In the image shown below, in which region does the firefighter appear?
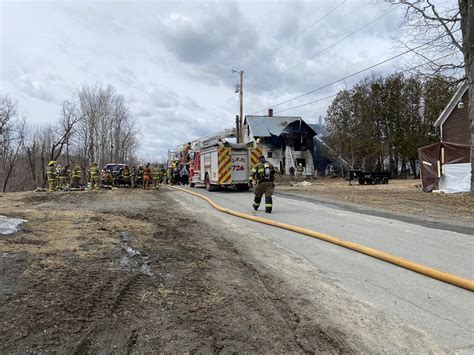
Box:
[180,164,189,185]
[56,165,65,190]
[103,168,113,189]
[131,166,137,187]
[172,163,180,185]
[160,167,167,184]
[289,166,295,176]
[296,163,304,177]
[250,155,276,213]
[151,163,161,189]
[122,165,131,187]
[71,165,82,189]
[183,142,191,163]
[46,161,57,192]
[166,166,172,184]
[59,165,69,190]
[65,165,71,189]
[143,163,151,189]
[136,165,143,187]
[89,162,100,190]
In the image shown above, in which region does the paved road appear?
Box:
[174,186,474,353]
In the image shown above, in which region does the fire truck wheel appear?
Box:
[205,174,217,191]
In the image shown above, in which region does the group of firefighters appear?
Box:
[45,161,168,192]
[166,162,190,185]
[45,154,278,213]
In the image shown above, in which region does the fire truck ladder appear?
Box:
[194,128,236,149]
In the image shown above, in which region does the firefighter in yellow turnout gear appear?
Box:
[46,161,57,192]
[71,166,82,189]
[122,166,131,187]
[250,155,276,213]
[89,163,100,190]
[151,164,161,189]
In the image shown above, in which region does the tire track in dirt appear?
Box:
[71,232,160,354]
[72,273,151,354]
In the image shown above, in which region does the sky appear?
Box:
[0,0,454,161]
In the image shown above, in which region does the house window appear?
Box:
[267,151,273,158]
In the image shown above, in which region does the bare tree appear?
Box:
[393,0,464,81]
[393,0,474,194]
[0,96,27,192]
[25,128,39,189]
[49,101,84,162]
[73,84,138,168]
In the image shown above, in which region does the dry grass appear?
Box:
[0,191,154,257]
[277,178,474,223]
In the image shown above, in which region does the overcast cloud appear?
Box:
[0,0,442,161]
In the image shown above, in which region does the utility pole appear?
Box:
[232,69,244,143]
[239,70,244,143]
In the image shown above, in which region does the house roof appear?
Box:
[308,123,325,137]
[434,81,469,127]
[245,115,317,137]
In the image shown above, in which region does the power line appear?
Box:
[397,53,459,75]
[274,94,337,114]
[250,32,456,115]
[245,0,346,72]
[290,104,330,117]
[271,52,455,116]
[249,4,401,91]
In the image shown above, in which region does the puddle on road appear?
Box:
[0,215,27,235]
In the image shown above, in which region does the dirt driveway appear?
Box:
[0,189,440,353]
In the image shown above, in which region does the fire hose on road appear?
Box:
[171,186,474,292]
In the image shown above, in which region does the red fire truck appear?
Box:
[187,129,259,191]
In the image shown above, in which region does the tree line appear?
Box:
[324,73,455,177]
[0,84,139,192]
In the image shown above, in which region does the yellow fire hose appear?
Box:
[171,186,474,292]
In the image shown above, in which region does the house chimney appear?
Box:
[268,108,273,117]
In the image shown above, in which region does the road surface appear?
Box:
[174,185,474,353]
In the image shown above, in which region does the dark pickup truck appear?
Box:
[348,170,391,185]
[101,163,128,186]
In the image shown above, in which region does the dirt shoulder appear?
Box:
[0,189,441,353]
[276,178,474,234]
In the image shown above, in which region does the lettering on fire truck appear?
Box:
[231,157,246,172]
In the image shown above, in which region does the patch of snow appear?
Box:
[0,215,27,235]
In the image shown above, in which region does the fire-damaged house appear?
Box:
[243,110,317,175]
